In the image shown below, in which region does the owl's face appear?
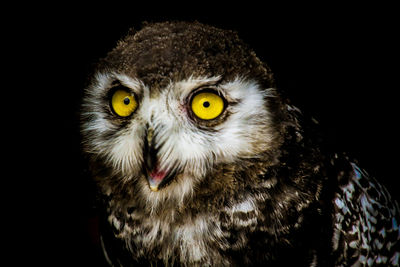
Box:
[82,22,282,209]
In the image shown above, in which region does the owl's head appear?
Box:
[81,21,286,209]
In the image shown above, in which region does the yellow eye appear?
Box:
[111,89,137,117]
[191,91,224,120]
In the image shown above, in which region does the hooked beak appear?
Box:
[143,126,176,192]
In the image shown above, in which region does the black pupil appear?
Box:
[124,97,130,105]
[203,101,210,108]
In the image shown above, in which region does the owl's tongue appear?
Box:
[148,166,168,191]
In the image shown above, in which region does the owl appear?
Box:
[81,21,400,266]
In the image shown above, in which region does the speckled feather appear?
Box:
[81,22,400,266]
[332,163,400,266]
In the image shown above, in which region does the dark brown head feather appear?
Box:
[98,21,275,90]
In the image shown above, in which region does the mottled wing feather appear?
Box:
[333,163,400,266]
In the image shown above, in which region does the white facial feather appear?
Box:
[82,73,275,208]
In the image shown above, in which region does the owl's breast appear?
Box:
[103,193,265,265]
[105,210,228,265]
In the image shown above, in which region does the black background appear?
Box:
[8,3,399,266]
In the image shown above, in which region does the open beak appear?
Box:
[143,126,176,192]
[148,166,166,192]
[147,165,177,192]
